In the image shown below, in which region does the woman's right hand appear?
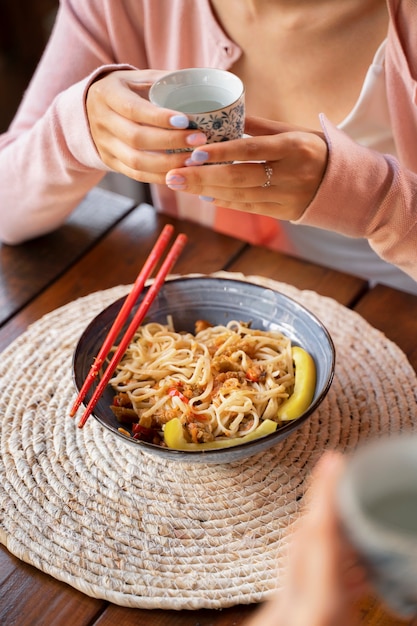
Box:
[86,69,207,183]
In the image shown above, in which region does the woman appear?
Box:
[0,0,416,294]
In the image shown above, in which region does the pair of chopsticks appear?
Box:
[70,224,187,428]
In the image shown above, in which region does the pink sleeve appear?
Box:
[0,0,140,244]
[295,114,417,282]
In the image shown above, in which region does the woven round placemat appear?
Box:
[1,271,417,610]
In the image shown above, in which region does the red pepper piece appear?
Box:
[246,370,260,382]
[168,387,189,403]
[132,423,155,442]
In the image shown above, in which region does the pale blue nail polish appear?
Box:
[166,174,185,184]
[191,150,209,163]
[199,195,214,202]
[169,114,189,129]
[166,173,186,189]
[185,157,204,167]
[186,132,207,146]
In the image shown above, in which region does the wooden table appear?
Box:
[1,188,416,626]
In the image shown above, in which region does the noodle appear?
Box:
[109,320,295,446]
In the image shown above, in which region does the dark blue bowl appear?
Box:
[73,277,335,463]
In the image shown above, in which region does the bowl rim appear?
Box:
[72,276,335,457]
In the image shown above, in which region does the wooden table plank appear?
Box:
[94,604,255,626]
[0,546,17,585]
[0,188,136,325]
[228,245,368,306]
[353,284,417,372]
[0,206,246,352]
[354,594,411,626]
[0,549,103,626]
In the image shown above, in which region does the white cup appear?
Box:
[336,435,417,617]
[149,68,245,144]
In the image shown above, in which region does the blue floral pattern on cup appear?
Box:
[188,100,245,143]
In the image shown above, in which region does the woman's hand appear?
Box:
[165,116,329,222]
[244,451,370,626]
[86,69,208,183]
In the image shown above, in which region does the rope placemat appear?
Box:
[1,272,416,610]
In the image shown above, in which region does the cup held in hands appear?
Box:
[150,68,245,145]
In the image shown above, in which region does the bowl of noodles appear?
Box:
[73,276,335,463]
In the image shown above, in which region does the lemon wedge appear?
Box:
[277,346,316,421]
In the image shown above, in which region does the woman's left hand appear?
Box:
[165,116,329,222]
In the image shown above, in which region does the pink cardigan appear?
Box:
[1,0,416,282]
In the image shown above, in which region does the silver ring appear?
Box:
[262,162,273,188]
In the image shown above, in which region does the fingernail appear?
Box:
[185,157,204,167]
[190,150,209,163]
[169,114,189,129]
[166,173,186,189]
[186,132,207,147]
[199,195,214,202]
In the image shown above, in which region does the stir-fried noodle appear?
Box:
[109,320,295,445]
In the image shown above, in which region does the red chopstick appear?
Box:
[69,224,175,418]
[76,230,188,429]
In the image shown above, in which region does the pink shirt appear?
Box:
[279,38,417,294]
[1,0,416,286]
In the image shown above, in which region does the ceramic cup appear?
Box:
[149,68,245,145]
[336,435,417,617]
